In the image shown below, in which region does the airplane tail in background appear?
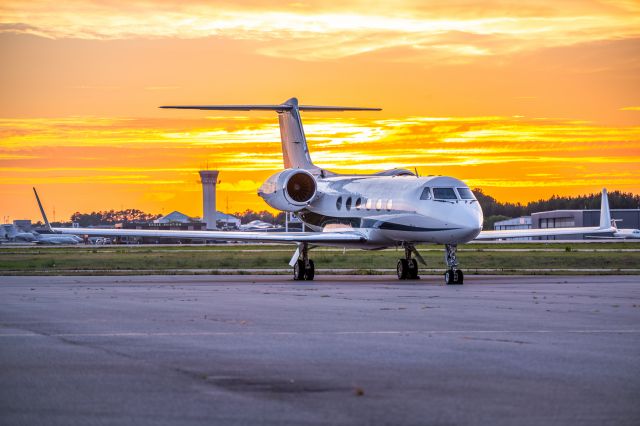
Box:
[160,97,380,171]
[599,188,611,229]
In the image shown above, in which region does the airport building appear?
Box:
[13,219,32,231]
[531,209,640,240]
[117,209,240,243]
[493,216,532,240]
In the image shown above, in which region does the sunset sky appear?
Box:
[1,0,639,222]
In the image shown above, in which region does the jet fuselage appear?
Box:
[296,174,483,247]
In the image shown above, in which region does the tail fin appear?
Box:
[160,97,380,171]
[599,188,611,229]
[33,187,53,231]
[277,97,313,170]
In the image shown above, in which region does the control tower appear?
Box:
[199,170,219,230]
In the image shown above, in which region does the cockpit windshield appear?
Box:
[456,187,476,200]
[433,188,458,200]
[420,187,432,200]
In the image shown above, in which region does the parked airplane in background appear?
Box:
[239,220,283,231]
[613,229,640,239]
[1,224,82,245]
[588,221,640,239]
[35,98,616,284]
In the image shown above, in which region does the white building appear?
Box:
[493,216,532,240]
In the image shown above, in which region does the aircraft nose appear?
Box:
[456,205,483,240]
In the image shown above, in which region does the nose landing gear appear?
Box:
[397,243,422,280]
[444,244,463,285]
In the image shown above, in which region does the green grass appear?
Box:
[1,242,639,275]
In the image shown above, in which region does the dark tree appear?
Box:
[472,189,640,221]
[70,210,161,226]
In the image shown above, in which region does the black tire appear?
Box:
[303,260,315,281]
[293,260,305,281]
[446,269,463,285]
[397,259,408,280]
[408,259,419,279]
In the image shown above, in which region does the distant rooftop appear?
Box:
[155,210,238,224]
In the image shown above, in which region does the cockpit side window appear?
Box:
[420,187,432,200]
[433,188,458,200]
[456,187,476,200]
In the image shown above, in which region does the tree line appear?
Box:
[232,209,287,226]
[70,209,162,227]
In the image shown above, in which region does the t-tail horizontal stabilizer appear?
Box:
[161,97,380,171]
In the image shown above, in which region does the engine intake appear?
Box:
[286,172,316,202]
[258,169,318,212]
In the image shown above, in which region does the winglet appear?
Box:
[599,188,611,229]
[33,187,53,232]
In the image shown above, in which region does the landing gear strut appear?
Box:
[397,243,420,280]
[293,243,315,281]
[444,244,463,285]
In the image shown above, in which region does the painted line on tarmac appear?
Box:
[2,330,639,338]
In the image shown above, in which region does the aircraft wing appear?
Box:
[51,226,367,244]
[34,187,366,245]
[476,187,615,240]
[475,226,616,240]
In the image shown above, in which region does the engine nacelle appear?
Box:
[258,169,318,212]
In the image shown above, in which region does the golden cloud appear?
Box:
[1,1,639,61]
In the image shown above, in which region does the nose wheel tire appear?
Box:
[445,269,464,285]
[293,259,315,281]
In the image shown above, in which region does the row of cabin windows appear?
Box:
[335,187,474,211]
[336,196,393,212]
[420,187,476,201]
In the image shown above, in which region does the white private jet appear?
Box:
[587,220,640,239]
[35,97,616,284]
[1,223,82,245]
[612,229,640,239]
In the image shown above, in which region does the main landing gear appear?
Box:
[444,244,463,285]
[397,243,421,280]
[292,242,315,281]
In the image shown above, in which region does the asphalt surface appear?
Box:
[1,275,639,426]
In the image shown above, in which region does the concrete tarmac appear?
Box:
[1,275,639,425]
